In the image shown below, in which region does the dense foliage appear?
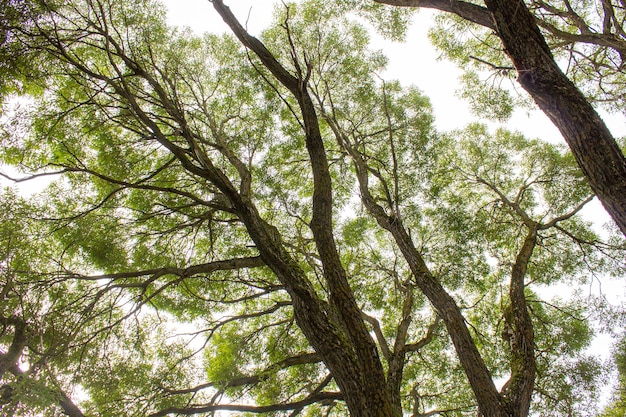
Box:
[0,1,624,416]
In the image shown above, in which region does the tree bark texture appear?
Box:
[482,0,626,237]
[211,1,395,415]
[504,226,537,417]
[375,0,626,237]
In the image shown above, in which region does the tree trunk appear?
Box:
[374,0,626,237]
[482,0,626,236]
[211,2,396,415]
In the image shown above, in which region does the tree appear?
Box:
[602,335,626,417]
[373,0,626,237]
[0,1,623,417]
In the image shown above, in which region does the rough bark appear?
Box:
[482,0,626,237]
[504,226,537,417]
[374,0,626,237]
[332,133,508,416]
[210,1,394,415]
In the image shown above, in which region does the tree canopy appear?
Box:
[0,1,624,417]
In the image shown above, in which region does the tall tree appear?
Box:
[0,1,623,416]
[373,0,626,237]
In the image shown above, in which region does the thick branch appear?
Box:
[362,312,392,360]
[405,316,441,352]
[330,122,505,416]
[484,0,626,237]
[211,2,393,416]
[0,322,86,417]
[537,20,626,56]
[373,0,495,29]
[59,391,87,417]
[503,225,537,417]
[0,316,27,380]
[386,289,416,416]
[377,0,626,237]
[541,195,594,229]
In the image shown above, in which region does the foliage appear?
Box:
[0,1,624,416]
[427,0,626,116]
[601,335,626,417]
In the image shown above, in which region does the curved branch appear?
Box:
[0,319,86,417]
[362,312,392,360]
[373,0,495,30]
[0,316,27,380]
[537,20,626,56]
[540,194,594,229]
[483,0,626,237]
[405,316,441,352]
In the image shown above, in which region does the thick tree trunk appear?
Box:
[482,0,626,237]
[505,226,537,417]
[374,0,626,237]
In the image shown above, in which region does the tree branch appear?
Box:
[0,316,27,380]
[501,223,537,416]
[65,256,265,282]
[210,3,393,415]
[160,352,322,395]
[148,392,343,417]
[373,0,495,30]
[405,315,441,352]
[362,312,392,360]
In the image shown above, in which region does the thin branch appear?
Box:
[160,352,321,395]
[540,194,594,229]
[65,256,265,282]
[148,392,343,417]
